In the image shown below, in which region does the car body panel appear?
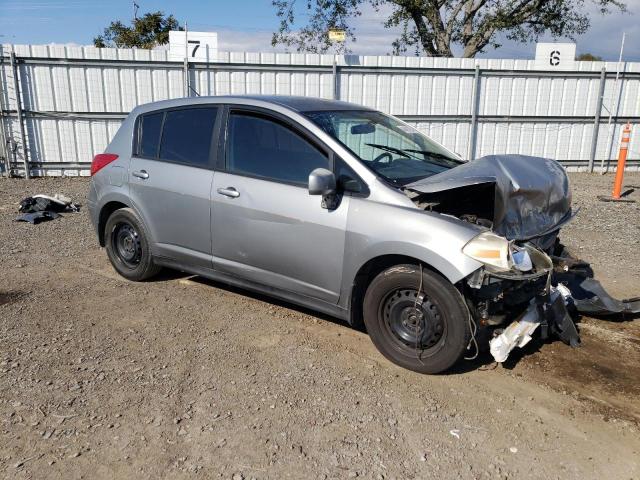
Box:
[153,255,350,321]
[128,158,214,269]
[211,171,350,303]
[338,197,484,309]
[87,112,136,235]
[87,168,134,238]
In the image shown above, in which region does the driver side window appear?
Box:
[227,112,329,185]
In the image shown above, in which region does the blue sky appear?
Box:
[1,0,639,61]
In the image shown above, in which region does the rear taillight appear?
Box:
[91,153,119,176]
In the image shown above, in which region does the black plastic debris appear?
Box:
[16,211,61,224]
[553,243,640,316]
[557,274,640,315]
[544,291,581,347]
[16,194,80,226]
[19,194,80,214]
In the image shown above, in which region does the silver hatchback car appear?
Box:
[88,95,577,373]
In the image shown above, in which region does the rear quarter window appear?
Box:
[138,112,163,158]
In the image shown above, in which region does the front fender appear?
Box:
[340,198,483,308]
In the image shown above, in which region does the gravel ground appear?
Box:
[0,173,639,479]
[560,174,640,298]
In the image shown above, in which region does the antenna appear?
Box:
[133,1,139,21]
[600,32,626,174]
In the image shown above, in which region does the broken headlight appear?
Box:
[462,232,511,272]
[462,232,535,273]
[510,244,533,272]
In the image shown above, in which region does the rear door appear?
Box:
[129,106,220,268]
[211,107,349,304]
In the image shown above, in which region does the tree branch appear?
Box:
[408,9,439,55]
[444,0,470,40]
[271,0,628,58]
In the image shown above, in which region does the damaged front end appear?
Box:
[463,239,640,363]
[404,154,639,363]
[462,240,580,363]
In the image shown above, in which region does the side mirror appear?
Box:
[308,168,336,196]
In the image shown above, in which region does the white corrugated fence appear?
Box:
[1,44,639,177]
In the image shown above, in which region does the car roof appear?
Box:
[132,95,375,115]
[240,95,374,112]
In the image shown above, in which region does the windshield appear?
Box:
[303,110,463,186]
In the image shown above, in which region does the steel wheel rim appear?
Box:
[112,222,142,268]
[381,288,446,355]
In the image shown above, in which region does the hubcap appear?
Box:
[383,289,444,350]
[113,222,142,268]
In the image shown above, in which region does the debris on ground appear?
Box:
[19,194,81,213]
[15,193,80,224]
[15,210,61,224]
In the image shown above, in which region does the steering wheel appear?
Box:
[372,152,392,164]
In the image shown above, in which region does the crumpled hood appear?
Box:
[404,155,572,240]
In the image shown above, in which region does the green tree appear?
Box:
[94,11,182,49]
[272,0,626,57]
[576,52,603,61]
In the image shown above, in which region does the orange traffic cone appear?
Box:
[598,122,636,203]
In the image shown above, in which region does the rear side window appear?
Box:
[159,107,218,167]
[227,112,328,185]
[139,112,163,158]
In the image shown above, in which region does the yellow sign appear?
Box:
[328,29,346,42]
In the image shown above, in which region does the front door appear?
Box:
[129,106,219,268]
[211,109,348,304]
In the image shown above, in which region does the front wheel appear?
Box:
[363,264,470,374]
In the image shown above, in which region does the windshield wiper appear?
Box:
[365,143,415,159]
[365,144,457,165]
[402,149,460,166]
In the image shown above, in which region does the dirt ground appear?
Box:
[0,173,639,480]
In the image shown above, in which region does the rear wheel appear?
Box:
[363,264,470,374]
[104,208,161,281]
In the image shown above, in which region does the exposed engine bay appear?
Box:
[403,154,640,363]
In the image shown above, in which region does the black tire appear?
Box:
[104,207,161,281]
[363,264,470,374]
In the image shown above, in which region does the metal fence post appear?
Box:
[332,59,339,100]
[588,67,606,173]
[467,65,481,161]
[183,57,189,98]
[10,52,30,178]
[0,112,9,178]
[0,57,11,177]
